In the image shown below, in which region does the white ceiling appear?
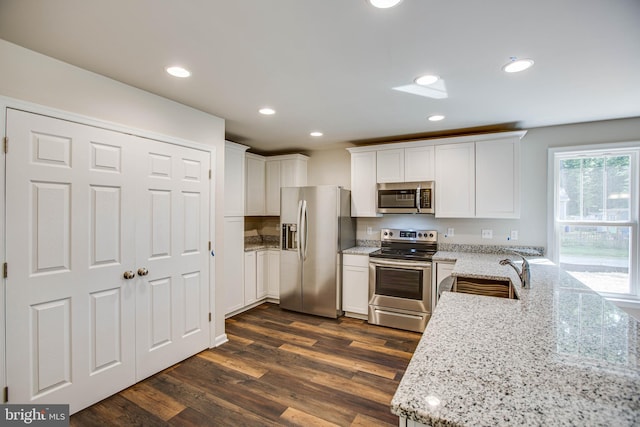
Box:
[1,0,639,153]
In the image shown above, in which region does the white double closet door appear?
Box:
[5,109,211,413]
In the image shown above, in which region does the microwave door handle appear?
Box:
[416,185,421,213]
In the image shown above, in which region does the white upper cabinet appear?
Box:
[348,131,525,219]
[265,154,308,216]
[376,144,434,183]
[405,145,435,182]
[475,137,520,218]
[245,153,266,215]
[435,142,476,218]
[376,149,404,183]
[225,141,249,216]
[349,150,379,217]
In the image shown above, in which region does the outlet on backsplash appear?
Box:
[481,229,493,239]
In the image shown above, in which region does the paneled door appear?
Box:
[134,137,210,379]
[5,109,210,413]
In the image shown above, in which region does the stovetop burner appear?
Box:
[368,228,438,261]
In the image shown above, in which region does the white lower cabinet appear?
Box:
[342,254,370,317]
[267,249,281,300]
[244,251,257,305]
[235,249,280,315]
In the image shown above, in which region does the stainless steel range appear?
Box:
[368,229,437,332]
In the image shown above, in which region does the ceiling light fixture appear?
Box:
[259,107,276,115]
[414,74,439,86]
[502,57,534,73]
[428,114,445,121]
[166,66,191,78]
[310,131,323,137]
[368,0,403,9]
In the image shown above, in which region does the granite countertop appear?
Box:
[392,252,640,426]
[244,242,280,251]
[342,246,380,255]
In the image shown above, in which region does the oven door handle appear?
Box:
[369,259,431,269]
[416,184,421,213]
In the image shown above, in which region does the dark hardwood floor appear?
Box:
[71,303,421,426]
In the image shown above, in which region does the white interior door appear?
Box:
[134,137,210,379]
[5,109,137,412]
[5,109,211,412]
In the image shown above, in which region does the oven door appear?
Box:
[368,258,432,313]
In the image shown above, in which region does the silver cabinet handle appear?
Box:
[137,268,149,276]
[123,271,136,280]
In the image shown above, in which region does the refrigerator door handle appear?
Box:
[297,200,304,260]
[301,199,308,261]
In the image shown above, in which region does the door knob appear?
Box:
[137,267,149,276]
[123,271,136,280]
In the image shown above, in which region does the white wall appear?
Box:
[307,117,640,250]
[0,39,228,345]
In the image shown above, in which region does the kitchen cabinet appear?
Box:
[224,217,245,314]
[267,249,280,300]
[257,250,267,299]
[225,141,249,216]
[244,251,257,305]
[349,150,379,217]
[405,145,435,182]
[245,153,266,215]
[376,148,404,183]
[342,254,370,318]
[475,137,520,218]
[435,137,521,218]
[377,145,435,183]
[265,154,308,215]
[435,142,476,218]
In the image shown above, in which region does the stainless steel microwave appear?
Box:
[376,181,434,214]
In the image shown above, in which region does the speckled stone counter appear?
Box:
[392,254,640,426]
[342,246,379,255]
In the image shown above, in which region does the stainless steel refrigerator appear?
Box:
[280,186,355,318]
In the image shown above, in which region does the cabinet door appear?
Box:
[244,251,257,305]
[224,217,245,314]
[376,149,404,183]
[342,255,370,316]
[475,137,520,218]
[405,145,435,182]
[245,154,266,215]
[225,143,246,216]
[256,251,267,299]
[281,157,307,187]
[265,160,281,215]
[350,151,379,217]
[267,250,280,299]
[435,143,475,218]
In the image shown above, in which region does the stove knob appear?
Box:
[429,233,434,238]
[383,231,388,236]
[418,233,423,238]
[389,232,393,237]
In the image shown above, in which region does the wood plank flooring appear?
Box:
[71,303,421,426]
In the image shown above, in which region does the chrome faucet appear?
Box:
[499,252,531,288]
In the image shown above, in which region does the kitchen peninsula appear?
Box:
[392,253,640,426]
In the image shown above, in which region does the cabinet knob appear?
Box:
[123,271,136,280]
[137,267,149,276]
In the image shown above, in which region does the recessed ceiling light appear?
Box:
[428,115,445,121]
[414,74,439,86]
[259,107,276,115]
[368,0,403,8]
[166,66,191,78]
[310,131,323,137]
[502,58,534,73]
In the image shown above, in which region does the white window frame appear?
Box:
[548,142,640,302]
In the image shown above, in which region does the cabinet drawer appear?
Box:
[343,254,369,268]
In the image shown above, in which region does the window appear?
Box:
[552,146,639,299]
